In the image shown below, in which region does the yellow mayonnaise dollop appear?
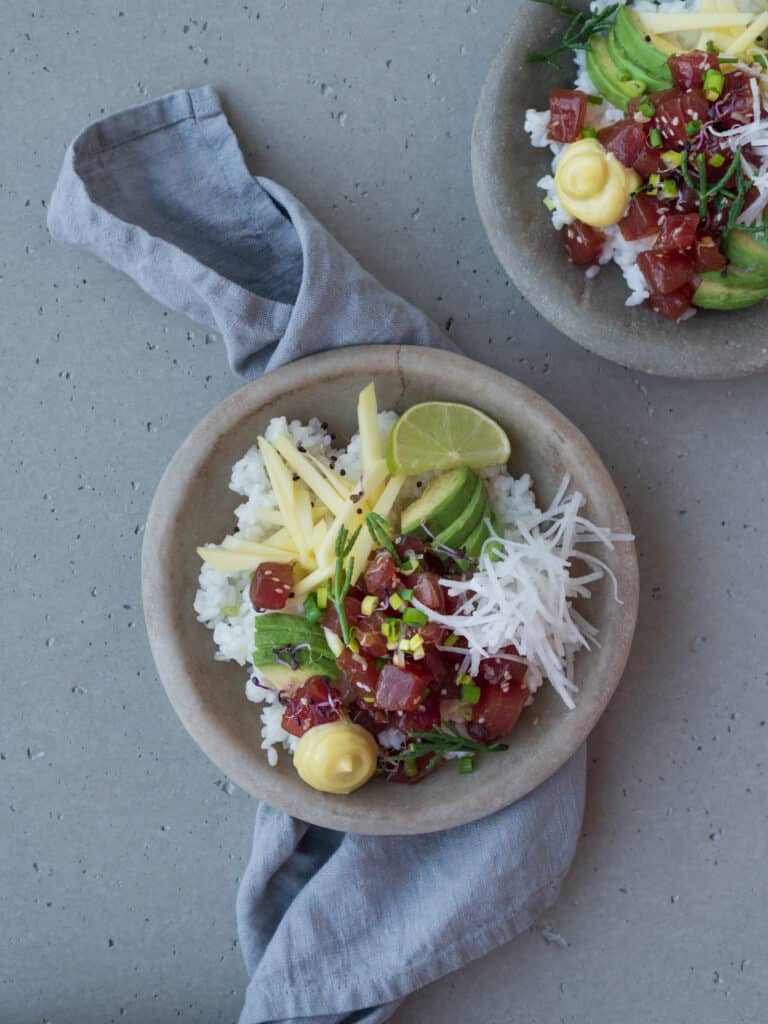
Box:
[554,138,641,228]
[293,721,379,794]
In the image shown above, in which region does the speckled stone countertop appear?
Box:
[1,2,766,1022]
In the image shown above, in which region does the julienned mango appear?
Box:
[554,138,641,228]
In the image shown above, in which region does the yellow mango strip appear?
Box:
[362,457,389,507]
[316,495,369,568]
[197,545,294,573]
[273,435,347,517]
[293,562,335,596]
[347,474,406,586]
[257,438,312,566]
[312,518,330,551]
[295,482,316,562]
[639,12,752,31]
[222,532,297,553]
[304,451,352,499]
[357,382,382,471]
[727,11,768,54]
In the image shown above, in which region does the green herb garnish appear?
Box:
[330,523,362,645]
[220,605,240,617]
[580,126,598,138]
[524,0,618,67]
[365,511,402,566]
[392,722,510,772]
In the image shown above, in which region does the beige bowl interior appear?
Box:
[142,345,639,834]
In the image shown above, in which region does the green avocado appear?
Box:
[400,466,477,536]
[606,27,672,93]
[435,477,488,550]
[464,517,491,561]
[693,270,768,310]
[586,36,646,112]
[725,228,768,277]
[253,612,339,678]
[611,7,675,85]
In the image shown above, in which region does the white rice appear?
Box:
[194,415,543,766]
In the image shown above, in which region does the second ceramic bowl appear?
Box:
[471,6,768,380]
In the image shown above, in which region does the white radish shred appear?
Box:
[413,475,632,710]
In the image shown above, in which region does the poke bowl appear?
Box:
[141,345,639,834]
[472,0,768,379]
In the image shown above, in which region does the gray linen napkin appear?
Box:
[48,87,587,1024]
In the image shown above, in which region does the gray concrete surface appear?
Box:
[1,1,766,1021]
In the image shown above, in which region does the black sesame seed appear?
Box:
[339,468,346,476]
[645,34,651,41]
[292,474,299,481]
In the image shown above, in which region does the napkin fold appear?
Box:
[48,87,587,1024]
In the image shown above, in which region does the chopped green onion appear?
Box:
[456,672,473,689]
[374,657,388,670]
[220,605,240,618]
[587,94,603,105]
[649,173,661,188]
[703,68,724,101]
[399,588,414,601]
[661,150,681,169]
[709,153,726,168]
[580,126,597,139]
[399,637,413,652]
[348,635,360,654]
[392,649,406,669]
[302,595,321,623]
[404,757,419,778]
[617,70,631,82]
[389,593,404,611]
[362,696,375,704]
[706,39,719,55]
[719,55,739,63]
[460,683,482,705]
[543,197,556,211]
[413,647,426,661]
[639,99,656,118]
[361,594,378,616]
[316,586,328,610]
[458,755,475,775]
[400,556,420,574]
[686,119,702,137]
[444,633,459,647]
[649,128,663,149]
[662,179,678,198]
[402,607,428,626]
[753,53,768,69]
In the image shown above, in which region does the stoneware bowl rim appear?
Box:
[470,10,768,380]
[142,345,639,834]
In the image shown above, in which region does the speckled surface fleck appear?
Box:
[1,1,766,1022]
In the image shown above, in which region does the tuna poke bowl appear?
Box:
[142,346,639,833]
[472,0,768,377]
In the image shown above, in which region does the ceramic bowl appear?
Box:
[142,345,639,834]
[471,8,768,379]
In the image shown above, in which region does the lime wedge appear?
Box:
[387,402,511,475]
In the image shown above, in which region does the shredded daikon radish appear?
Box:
[413,475,632,710]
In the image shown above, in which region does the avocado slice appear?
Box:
[693,270,768,310]
[435,477,488,550]
[612,7,675,84]
[607,26,672,93]
[464,517,491,561]
[586,36,646,112]
[400,467,477,536]
[253,612,339,678]
[725,228,768,277]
